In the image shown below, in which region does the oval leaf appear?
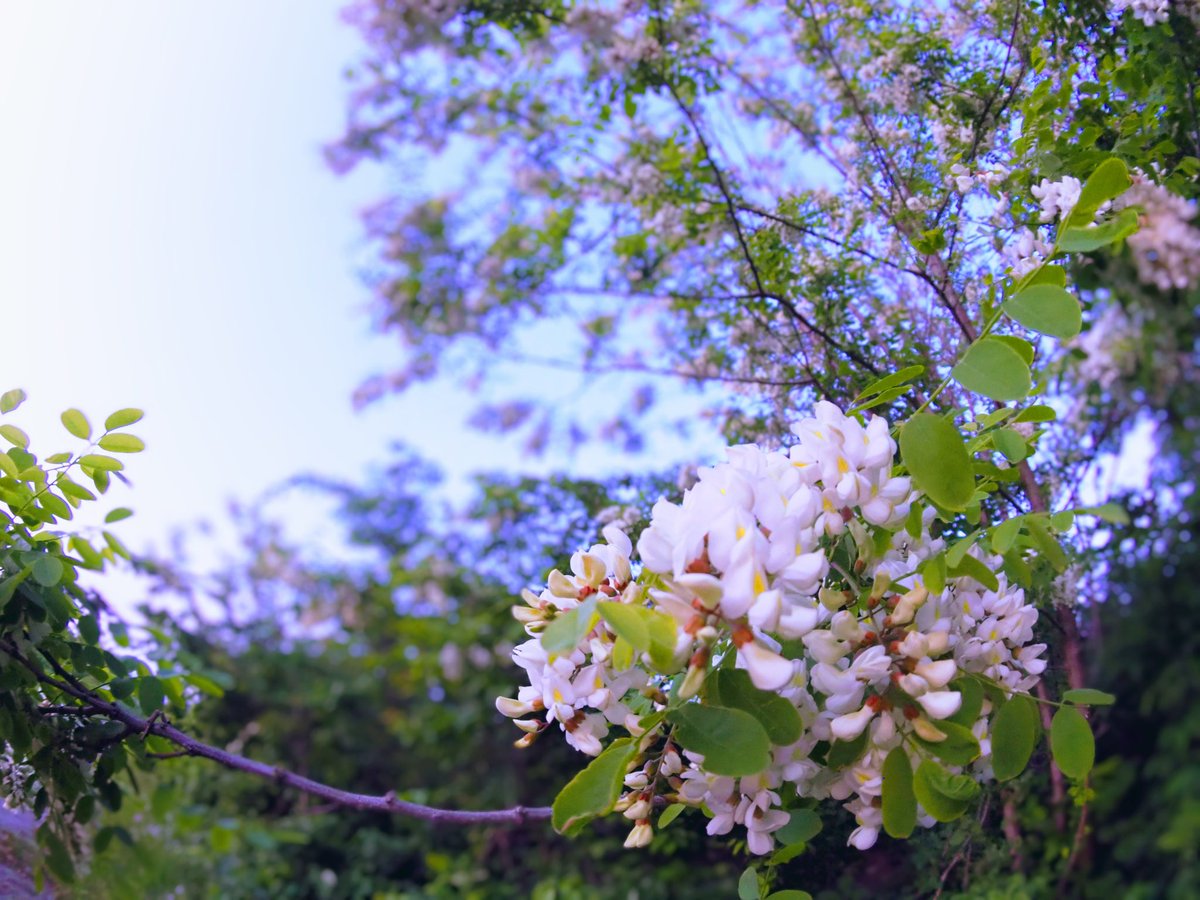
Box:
[104,408,145,430]
[0,388,27,414]
[712,669,803,745]
[98,434,145,453]
[882,747,916,839]
[913,761,970,822]
[668,704,771,776]
[1051,706,1095,780]
[32,556,65,587]
[1004,284,1082,339]
[0,424,30,450]
[597,601,650,651]
[991,693,1039,781]
[900,413,974,511]
[60,409,92,440]
[951,338,1032,402]
[79,454,124,472]
[1062,688,1115,706]
[549,739,638,840]
[541,597,598,655]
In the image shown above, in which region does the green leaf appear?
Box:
[882,747,916,838]
[919,553,947,594]
[1070,156,1131,223]
[1062,688,1116,706]
[991,516,1025,554]
[668,704,771,776]
[826,728,870,768]
[900,413,974,512]
[32,556,65,587]
[1013,404,1056,423]
[658,803,686,829]
[992,335,1035,366]
[98,433,145,453]
[611,635,634,671]
[0,453,17,478]
[138,675,165,714]
[1051,706,1095,780]
[0,388,27,414]
[914,720,981,766]
[1077,502,1129,525]
[1004,285,1082,339]
[1058,208,1139,252]
[913,761,970,822]
[79,454,124,472]
[104,507,134,524]
[774,809,822,846]
[0,424,30,450]
[767,892,813,900]
[992,694,1039,781]
[1025,517,1068,571]
[104,408,144,430]
[854,365,925,402]
[597,601,650,651]
[945,534,979,569]
[541,597,598,655]
[40,827,75,883]
[738,866,759,900]
[39,492,72,521]
[948,554,999,592]
[551,737,637,834]
[1026,265,1067,287]
[60,409,92,440]
[947,677,984,728]
[712,669,803,745]
[78,615,100,645]
[991,427,1028,464]
[951,338,1032,402]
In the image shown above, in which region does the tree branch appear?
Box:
[1,638,552,827]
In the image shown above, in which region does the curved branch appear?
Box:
[2,639,551,827]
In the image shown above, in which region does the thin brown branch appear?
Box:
[3,639,551,827]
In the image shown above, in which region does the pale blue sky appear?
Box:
[0,1,719,583]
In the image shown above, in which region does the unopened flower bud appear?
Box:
[916,690,962,720]
[547,569,578,599]
[911,716,947,742]
[870,571,891,600]
[624,796,652,819]
[624,821,653,848]
[512,718,542,734]
[678,661,708,700]
[496,697,538,718]
[925,631,951,656]
[820,586,848,611]
[510,605,542,624]
[888,585,929,625]
[513,732,537,749]
[914,659,958,690]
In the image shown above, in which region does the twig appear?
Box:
[3,639,552,827]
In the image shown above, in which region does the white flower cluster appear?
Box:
[1112,0,1171,26]
[1118,174,1200,291]
[1005,175,1093,278]
[498,402,1046,854]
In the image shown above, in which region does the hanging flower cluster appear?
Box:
[498,402,1047,854]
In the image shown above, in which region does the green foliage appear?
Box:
[668,704,771,777]
[551,738,638,835]
[881,748,916,839]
